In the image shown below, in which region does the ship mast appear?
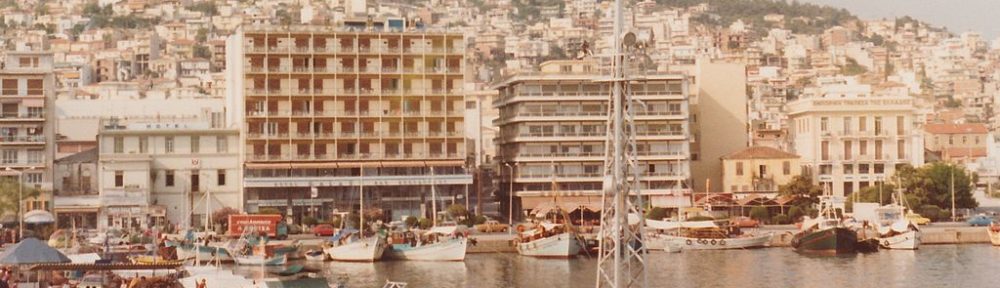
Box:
[596,0,647,286]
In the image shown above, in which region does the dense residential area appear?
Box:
[0,0,996,234]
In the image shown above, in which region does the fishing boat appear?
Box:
[323,228,387,262]
[232,253,287,266]
[791,196,857,255]
[385,226,468,261]
[988,223,1000,246]
[872,190,922,250]
[175,244,233,262]
[129,255,188,265]
[644,219,772,250]
[515,223,581,258]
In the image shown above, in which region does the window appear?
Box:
[736,162,744,176]
[859,164,870,174]
[843,141,852,160]
[25,173,41,183]
[114,171,123,187]
[2,150,17,164]
[139,136,148,153]
[859,116,867,132]
[191,170,200,192]
[216,136,228,153]
[874,164,885,174]
[217,170,226,186]
[165,170,175,187]
[897,140,906,159]
[820,117,829,132]
[843,164,854,174]
[465,101,476,109]
[165,137,174,153]
[843,117,852,134]
[759,165,767,177]
[113,137,124,153]
[782,161,791,175]
[896,116,905,135]
[859,140,868,155]
[875,140,883,160]
[190,136,200,153]
[821,141,829,161]
[874,116,883,135]
[819,164,832,175]
[26,150,42,164]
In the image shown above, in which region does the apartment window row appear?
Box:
[110,135,231,154]
[0,78,45,96]
[734,161,792,177]
[819,115,904,135]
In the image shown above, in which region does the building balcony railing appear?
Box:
[0,112,44,120]
[246,152,464,161]
[0,135,45,144]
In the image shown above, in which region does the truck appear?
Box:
[227,214,289,239]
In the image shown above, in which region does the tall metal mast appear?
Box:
[596,0,647,286]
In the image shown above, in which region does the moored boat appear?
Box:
[515,223,580,258]
[644,219,773,250]
[324,229,387,262]
[988,223,1000,246]
[871,188,922,250]
[232,253,287,266]
[175,244,233,262]
[385,226,468,261]
[791,196,857,255]
[305,249,329,261]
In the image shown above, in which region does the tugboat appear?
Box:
[791,195,857,255]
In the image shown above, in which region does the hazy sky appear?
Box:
[797,0,1000,39]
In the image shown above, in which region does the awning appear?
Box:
[54,207,100,213]
[24,210,56,224]
[0,238,71,265]
[530,201,602,217]
[29,263,180,271]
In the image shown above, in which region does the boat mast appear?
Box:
[596,0,647,286]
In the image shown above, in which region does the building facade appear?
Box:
[96,117,241,230]
[787,77,924,198]
[923,123,989,164]
[226,22,472,223]
[721,146,800,199]
[494,59,692,215]
[0,51,56,213]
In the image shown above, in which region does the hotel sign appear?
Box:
[244,174,474,188]
[812,98,911,106]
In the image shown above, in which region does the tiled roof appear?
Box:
[943,147,987,158]
[924,123,988,134]
[721,146,799,160]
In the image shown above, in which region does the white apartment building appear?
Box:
[96,117,241,230]
[0,51,56,213]
[787,76,924,198]
[494,59,691,215]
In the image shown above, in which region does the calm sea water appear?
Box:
[229,245,1000,288]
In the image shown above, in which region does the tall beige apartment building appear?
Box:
[0,51,55,214]
[494,59,691,216]
[226,20,472,222]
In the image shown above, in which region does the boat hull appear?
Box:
[793,228,858,255]
[304,250,329,261]
[385,238,468,261]
[232,254,287,266]
[649,233,772,250]
[878,230,921,250]
[176,245,232,262]
[517,233,580,258]
[324,236,387,262]
[988,226,1000,246]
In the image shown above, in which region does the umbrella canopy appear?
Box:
[23,210,55,224]
[0,237,71,265]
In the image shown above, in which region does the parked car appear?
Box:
[730,216,760,228]
[906,213,932,225]
[312,224,336,236]
[475,220,509,233]
[967,214,993,227]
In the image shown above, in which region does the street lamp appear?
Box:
[505,163,515,234]
[5,167,23,240]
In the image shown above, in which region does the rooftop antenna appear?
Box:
[595,0,647,286]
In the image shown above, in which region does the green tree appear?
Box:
[0,178,41,217]
[848,183,897,206]
[196,27,208,42]
[404,216,418,228]
[446,204,469,220]
[787,206,805,222]
[645,207,669,220]
[897,162,978,211]
[186,1,218,16]
[778,175,824,207]
[193,45,211,59]
[749,206,770,222]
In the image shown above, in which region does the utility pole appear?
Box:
[951,164,956,222]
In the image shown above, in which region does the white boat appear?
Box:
[232,253,287,266]
[324,232,387,262]
[180,265,256,288]
[644,219,771,250]
[176,244,233,262]
[304,249,329,261]
[516,223,580,258]
[386,237,468,261]
[988,223,1000,246]
[871,191,922,250]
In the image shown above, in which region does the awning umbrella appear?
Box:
[23,210,55,224]
[0,213,16,225]
[0,237,71,265]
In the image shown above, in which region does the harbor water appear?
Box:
[227,244,1000,288]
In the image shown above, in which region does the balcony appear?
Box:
[245,152,463,162]
[0,112,44,121]
[0,135,45,144]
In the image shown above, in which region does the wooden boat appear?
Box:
[232,253,287,266]
[304,249,329,261]
[129,255,187,265]
[324,229,387,262]
[385,226,468,261]
[515,223,580,258]
[645,219,772,250]
[791,196,857,255]
[988,223,1000,246]
[871,189,922,250]
[175,244,233,262]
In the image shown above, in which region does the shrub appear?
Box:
[918,205,945,221]
[788,206,805,222]
[257,208,282,215]
[404,216,418,228]
[302,216,318,226]
[749,206,770,222]
[418,218,433,229]
[773,214,790,225]
[645,207,669,220]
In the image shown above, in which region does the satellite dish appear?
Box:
[623,32,637,48]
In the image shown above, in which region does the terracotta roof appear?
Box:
[721,146,799,160]
[943,147,987,158]
[924,123,988,134]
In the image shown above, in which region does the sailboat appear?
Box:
[644,218,772,251]
[515,178,581,258]
[791,195,858,255]
[324,167,387,262]
[385,168,468,261]
[874,188,921,250]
